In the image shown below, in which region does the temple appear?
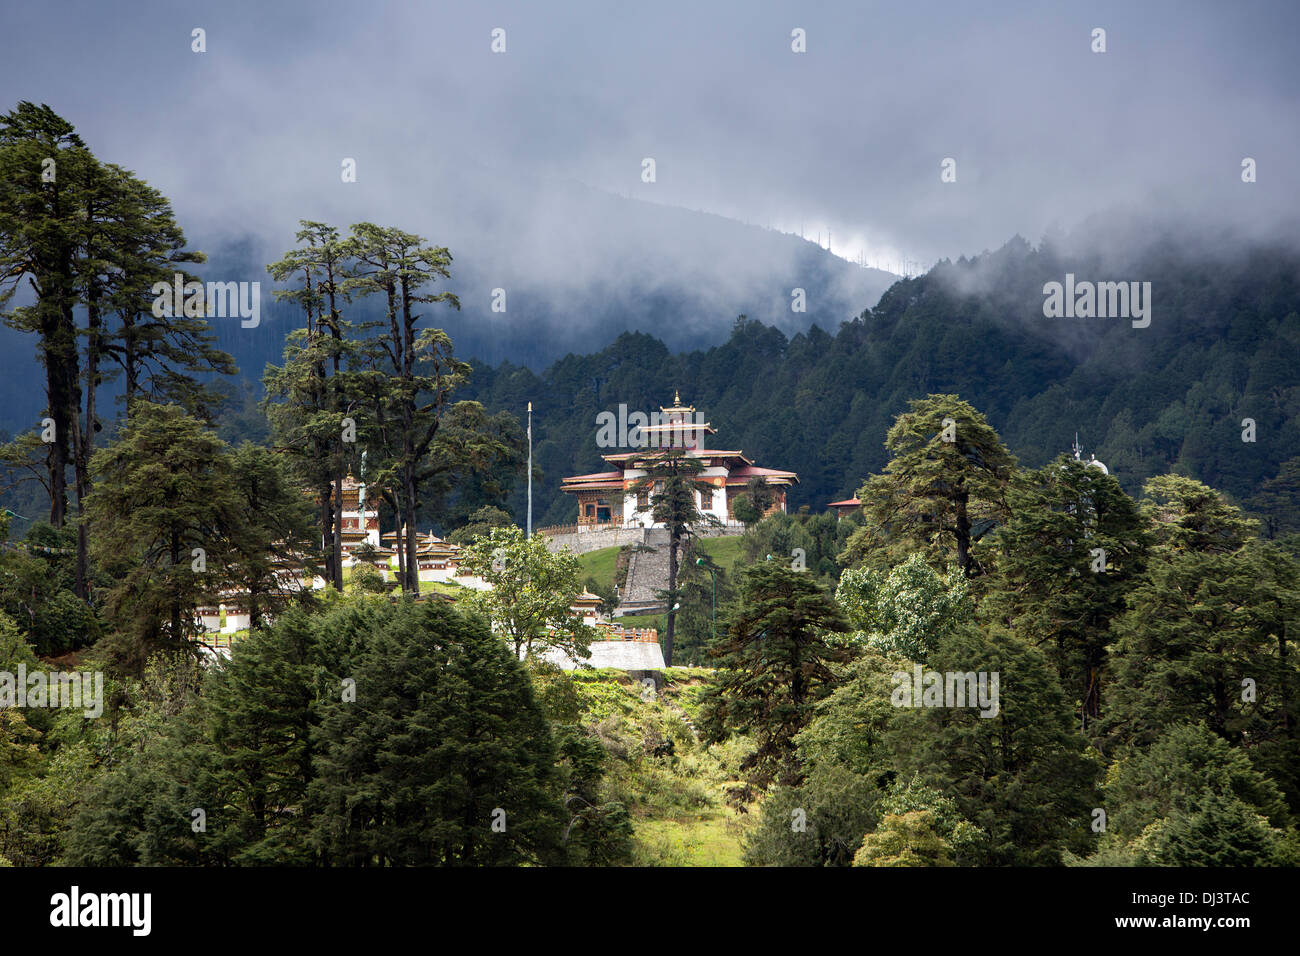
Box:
[560,393,798,528]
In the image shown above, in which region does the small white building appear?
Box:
[531,639,666,673]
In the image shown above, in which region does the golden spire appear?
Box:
[674,389,681,404]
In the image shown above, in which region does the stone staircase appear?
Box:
[617,528,673,615]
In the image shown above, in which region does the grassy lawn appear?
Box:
[632,812,746,866]
[578,534,745,596]
[694,535,744,573]
[576,545,621,591]
[424,580,470,598]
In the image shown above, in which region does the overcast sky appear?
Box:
[3,0,1297,272]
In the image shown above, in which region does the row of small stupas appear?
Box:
[560,393,799,528]
[197,471,480,636]
[196,469,652,664]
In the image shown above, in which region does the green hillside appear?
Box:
[548,667,748,866]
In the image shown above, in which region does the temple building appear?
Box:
[828,497,862,519]
[560,393,798,528]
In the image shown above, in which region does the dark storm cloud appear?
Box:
[2,0,1297,279]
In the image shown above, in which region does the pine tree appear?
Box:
[982,455,1149,727]
[86,402,243,671]
[99,167,232,418]
[226,443,321,630]
[1144,791,1291,866]
[843,394,1017,577]
[740,764,880,867]
[1103,541,1300,753]
[698,562,853,788]
[343,223,464,594]
[0,103,95,531]
[887,626,1100,865]
[308,600,567,865]
[76,162,233,598]
[266,221,360,591]
[1,105,232,602]
[0,521,98,655]
[627,448,717,665]
[673,540,733,666]
[202,606,322,864]
[1249,457,1300,541]
[1139,474,1259,554]
[65,659,221,866]
[1101,722,1290,845]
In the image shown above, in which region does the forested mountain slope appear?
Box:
[465,233,1300,528]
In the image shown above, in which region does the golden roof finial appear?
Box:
[674,389,681,404]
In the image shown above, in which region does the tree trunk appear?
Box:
[404,466,420,595]
[119,309,140,409]
[664,529,678,667]
[329,275,345,592]
[319,483,335,587]
[389,489,406,590]
[41,306,77,528]
[35,183,78,531]
[399,277,420,596]
[395,517,406,589]
[955,491,972,575]
[1083,656,1102,729]
[74,287,102,601]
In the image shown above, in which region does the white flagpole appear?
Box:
[527,401,533,537]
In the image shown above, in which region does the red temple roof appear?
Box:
[561,470,623,482]
[728,465,798,480]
